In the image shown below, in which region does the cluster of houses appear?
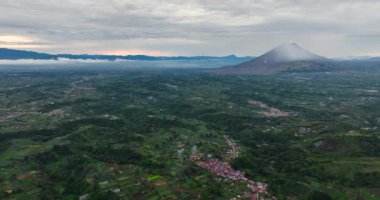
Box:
[190,152,275,200]
[47,109,67,117]
[248,100,292,118]
[189,152,203,162]
[6,111,39,119]
[248,100,269,109]
[261,107,291,118]
[197,159,247,181]
[246,181,277,200]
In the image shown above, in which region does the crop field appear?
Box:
[0,68,380,200]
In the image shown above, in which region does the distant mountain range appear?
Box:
[1,46,379,73]
[0,48,252,61]
[213,43,380,74]
[0,48,57,60]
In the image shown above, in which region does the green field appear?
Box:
[0,69,380,199]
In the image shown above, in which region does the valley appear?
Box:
[0,68,380,199]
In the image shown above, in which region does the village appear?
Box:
[189,135,276,200]
[248,100,293,118]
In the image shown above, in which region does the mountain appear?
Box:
[368,57,380,62]
[0,48,57,60]
[0,48,252,61]
[214,43,332,74]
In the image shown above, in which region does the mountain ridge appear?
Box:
[0,48,252,61]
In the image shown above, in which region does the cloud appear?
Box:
[0,0,379,56]
[0,58,115,65]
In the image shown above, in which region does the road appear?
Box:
[224,135,238,159]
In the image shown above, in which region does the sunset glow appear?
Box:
[0,35,46,49]
[0,35,34,44]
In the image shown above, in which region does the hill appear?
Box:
[0,48,57,60]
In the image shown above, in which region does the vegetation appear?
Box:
[0,68,380,199]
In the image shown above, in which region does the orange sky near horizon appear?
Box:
[0,35,174,56]
[0,35,50,49]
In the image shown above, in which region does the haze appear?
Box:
[1,0,380,57]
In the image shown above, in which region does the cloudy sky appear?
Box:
[0,0,380,57]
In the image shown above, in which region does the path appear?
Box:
[224,135,238,159]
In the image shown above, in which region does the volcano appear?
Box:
[214,43,332,74]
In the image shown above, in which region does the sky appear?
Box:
[0,0,380,57]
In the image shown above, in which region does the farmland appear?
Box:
[0,67,380,199]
